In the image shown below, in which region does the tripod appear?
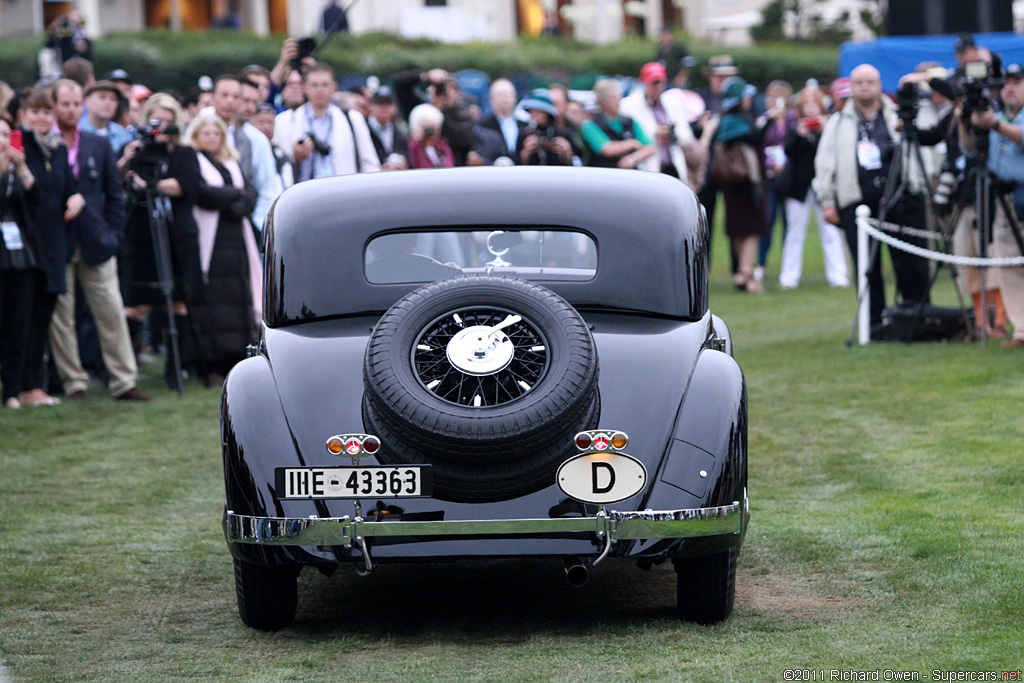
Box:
[846,119,965,345]
[137,184,209,395]
[943,124,1024,347]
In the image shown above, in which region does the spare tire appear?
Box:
[363,275,600,502]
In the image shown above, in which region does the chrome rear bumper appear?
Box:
[224,494,748,551]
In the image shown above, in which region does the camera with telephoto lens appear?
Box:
[301,133,331,156]
[933,171,958,208]
[956,57,1005,118]
[134,119,178,183]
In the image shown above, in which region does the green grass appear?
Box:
[1,215,1023,682]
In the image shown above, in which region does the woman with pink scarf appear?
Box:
[183,112,261,383]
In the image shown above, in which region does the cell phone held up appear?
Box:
[9,129,23,153]
[802,116,823,132]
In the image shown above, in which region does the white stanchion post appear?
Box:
[856,205,871,345]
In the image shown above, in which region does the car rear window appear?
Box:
[365,229,597,285]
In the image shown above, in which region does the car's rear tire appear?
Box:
[234,558,299,631]
[674,546,737,624]
[363,275,600,503]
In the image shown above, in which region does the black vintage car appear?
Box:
[222,166,748,629]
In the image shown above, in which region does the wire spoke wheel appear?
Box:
[363,275,600,502]
[413,307,549,407]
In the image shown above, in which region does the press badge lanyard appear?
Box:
[856,111,883,171]
[1,168,25,252]
[304,104,334,178]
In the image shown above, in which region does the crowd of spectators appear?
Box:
[2,27,1024,408]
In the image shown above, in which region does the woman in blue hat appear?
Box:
[714,76,770,293]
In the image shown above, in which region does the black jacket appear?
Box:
[368,121,409,164]
[479,113,529,163]
[780,127,822,201]
[68,131,126,266]
[22,131,75,294]
[391,69,477,166]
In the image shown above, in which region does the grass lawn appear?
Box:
[1,214,1022,682]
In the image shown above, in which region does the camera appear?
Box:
[290,36,318,72]
[421,126,437,140]
[896,81,921,124]
[301,133,331,156]
[955,56,1005,118]
[134,119,178,183]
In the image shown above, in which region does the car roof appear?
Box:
[264,166,708,326]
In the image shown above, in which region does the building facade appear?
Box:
[2,0,664,42]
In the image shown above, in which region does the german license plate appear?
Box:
[276,466,432,499]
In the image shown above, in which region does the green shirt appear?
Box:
[581,115,652,157]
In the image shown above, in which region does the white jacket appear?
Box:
[619,87,696,175]
[812,97,929,212]
[273,104,381,178]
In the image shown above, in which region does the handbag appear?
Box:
[710,141,751,185]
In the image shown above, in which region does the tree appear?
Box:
[750,0,862,45]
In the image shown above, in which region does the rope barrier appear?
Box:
[867,217,945,241]
[861,222,1024,267]
[853,204,1024,346]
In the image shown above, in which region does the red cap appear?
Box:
[831,77,852,99]
[640,62,668,84]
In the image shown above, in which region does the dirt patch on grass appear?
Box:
[736,572,859,619]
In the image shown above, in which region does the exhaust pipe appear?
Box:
[563,557,591,588]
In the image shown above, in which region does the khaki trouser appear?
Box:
[49,249,138,397]
[951,205,984,296]
[992,203,1024,341]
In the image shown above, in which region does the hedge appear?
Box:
[0,30,840,95]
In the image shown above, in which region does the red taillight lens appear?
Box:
[575,432,592,450]
[362,435,380,454]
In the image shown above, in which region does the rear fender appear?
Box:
[632,349,748,559]
[221,356,333,565]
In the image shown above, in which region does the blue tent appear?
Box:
[840,32,1024,92]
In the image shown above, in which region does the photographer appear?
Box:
[391,68,476,166]
[960,63,1024,347]
[917,52,1009,339]
[518,90,574,166]
[407,104,454,169]
[813,64,932,331]
[121,95,203,382]
[273,62,379,181]
[45,11,93,65]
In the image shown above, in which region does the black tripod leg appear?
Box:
[148,190,184,396]
[183,312,210,388]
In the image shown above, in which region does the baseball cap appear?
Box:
[640,62,668,84]
[954,33,977,55]
[830,77,852,99]
[1006,64,1024,80]
[105,69,132,84]
[372,85,395,103]
[705,55,739,76]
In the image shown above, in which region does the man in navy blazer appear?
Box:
[50,79,148,401]
[479,78,529,164]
